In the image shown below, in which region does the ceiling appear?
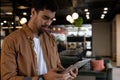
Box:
[0,0,120,26]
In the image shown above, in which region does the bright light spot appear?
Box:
[53,27,56,31]
[66,15,72,21]
[87,17,90,19]
[101,14,105,17]
[86,14,90,19]
[103,11,107,14]
[53,18,56,21]
[18,6,29,9]
[1,22,4,26]
[15,16,20,21]
[101,16,104,19]
[72,12,79,20]
[3,20,7,23]
[5,12,12,15]
[69,18,74,23]
[58,27,61,31]
[23,12,27,15]
[20,17,27,24]
[84,9,88,12]
[66,15,74,23]
[11,22,14,25]
[86,12,90,15]
[104,7,108,11]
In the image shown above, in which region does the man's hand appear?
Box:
[67,68,78,80]
[43,68,75,80]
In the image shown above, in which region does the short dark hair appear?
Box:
[32,0,58,12]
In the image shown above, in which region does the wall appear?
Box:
[92,21,111,56]
[116,14,120,66]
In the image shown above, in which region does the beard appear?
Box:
[38,25,51,35]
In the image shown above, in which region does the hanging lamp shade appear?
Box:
[72,12,79,20]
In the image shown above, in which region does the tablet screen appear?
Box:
[62,59,90,73]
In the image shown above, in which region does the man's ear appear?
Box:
[31,8,36,16]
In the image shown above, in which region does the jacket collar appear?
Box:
[22,24,34,40]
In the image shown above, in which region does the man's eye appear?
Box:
[43,16,49,20]
[42,16,54,21]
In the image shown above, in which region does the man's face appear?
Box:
[32,8,56,33]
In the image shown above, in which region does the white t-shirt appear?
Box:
[33,37,47,75]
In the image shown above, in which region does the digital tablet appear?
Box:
[62,59,91,74]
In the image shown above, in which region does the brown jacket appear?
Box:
[1,24,62,80]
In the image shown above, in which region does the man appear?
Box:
[1,0,78,80]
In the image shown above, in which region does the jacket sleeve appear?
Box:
[53,36,65,70]
[1,37,39,80]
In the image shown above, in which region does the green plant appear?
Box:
[72,17,83,27]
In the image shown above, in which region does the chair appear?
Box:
[60,55,113,80]
[78,57,113,80]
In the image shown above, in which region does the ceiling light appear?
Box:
[101,16,104,19]
[66,15,74,23]
[3,20,7,23]
[69,19,74,23]
[1,26,22,29]
[103,11,107,14]
[1,22,4,26]
[101,14,105,19]
[66,15,72,21]
[53,27,56,31]
[72,12,79,20]
[18,6,29,9]
[86,16,90,19]
[58,27,61,31]
[101,14,105,17]
[53,18,56,21]
[23,12,27,15]
[5,12,12,15]
[84,9,88,12]
[86,14,89,17]
[20,17,27,24]
[86,14,90,19]
[15,16,20,21]
[11,22,14,25]
[86,12,90,15]
[104,7,108,11]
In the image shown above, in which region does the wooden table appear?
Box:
[74,75,96,80]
